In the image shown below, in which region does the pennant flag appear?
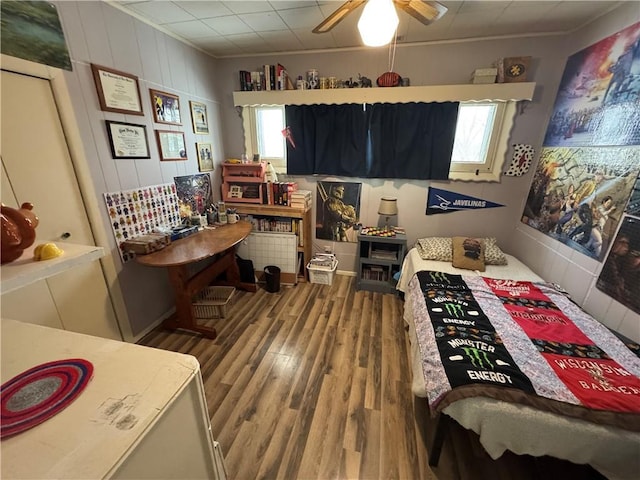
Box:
[426,187,504,215]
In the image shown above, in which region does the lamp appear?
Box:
[357,0,399,47]
[378,197,398,229]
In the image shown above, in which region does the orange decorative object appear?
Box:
[1,203,39,264]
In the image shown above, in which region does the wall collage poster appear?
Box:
[521,21,640,312]
[104,183,180,262]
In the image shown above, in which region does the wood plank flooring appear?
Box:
[139,275,606,480]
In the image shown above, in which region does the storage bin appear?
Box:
[192,286,235,318]
[307,255,338,285]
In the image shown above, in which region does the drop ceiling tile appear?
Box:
[259,30,305,51]
[165,20,218,39]
[176,1,234,18]
[293,28,339,49]
[277,5,326,29]
[222,1,275,15]
[239,11,289,31]
[202,15,253,35]
[127,1,195,24]
[225,32,269,47]
[457,0,510,14]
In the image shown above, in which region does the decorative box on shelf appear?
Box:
[222,161,266,204]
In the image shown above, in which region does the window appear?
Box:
[242,105,286,170]
[449,101,512,182]
[243,100,517,181]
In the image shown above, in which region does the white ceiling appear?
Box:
[112,0,625,58]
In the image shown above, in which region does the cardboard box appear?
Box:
[498,56,531,83]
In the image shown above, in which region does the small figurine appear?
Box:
[358,74,372,88]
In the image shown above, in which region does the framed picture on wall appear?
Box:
[196,142,214,171]
[190,101,209,134]
[150,89,182,125]
[155,130,187,161]
[91,64,143,115]
[105,120,150,159]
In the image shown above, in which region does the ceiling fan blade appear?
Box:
[395,0,447,25]
[313,0,367,34]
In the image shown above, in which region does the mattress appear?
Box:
[400,249,640,480]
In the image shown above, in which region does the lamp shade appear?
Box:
[378,197,398,216]
[357,0,399,47]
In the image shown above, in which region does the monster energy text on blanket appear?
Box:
[414,270,640,430]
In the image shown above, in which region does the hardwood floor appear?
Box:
[138,275,606,480]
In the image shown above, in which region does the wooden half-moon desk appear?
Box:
[136,221,256,338]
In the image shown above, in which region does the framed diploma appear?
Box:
[91,64,143,115]
[105,121,150,159]
[155,130,187,161]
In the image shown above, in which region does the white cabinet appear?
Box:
[1,319,226,479]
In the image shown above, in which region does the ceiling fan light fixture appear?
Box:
[357,0,399,47]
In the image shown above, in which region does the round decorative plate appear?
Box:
[1,359,93,439]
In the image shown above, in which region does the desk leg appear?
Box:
[164,265,217,339]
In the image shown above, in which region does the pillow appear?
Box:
[415,237,452,261]
[484,237,508,266]
[416,236,508,266]
[452,236,486,271]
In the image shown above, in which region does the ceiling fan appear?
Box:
[312,0,448,34]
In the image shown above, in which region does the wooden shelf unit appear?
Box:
[226,203,312,282]
[221,161,266,204]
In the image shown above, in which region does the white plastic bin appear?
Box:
[307,254,338,285]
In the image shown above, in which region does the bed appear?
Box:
[397,239,640,480]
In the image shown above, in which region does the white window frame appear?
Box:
[449,100,517,182]
[242,100,518,182]
[242,105,286,171]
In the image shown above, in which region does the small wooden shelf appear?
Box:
[356,233,406,294]
[1,243,105,295]
[226,202,312,282]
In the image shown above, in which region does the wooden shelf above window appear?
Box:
[233,82,536,106]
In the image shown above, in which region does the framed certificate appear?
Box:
[91,64,143,115]
[155,130,187,161]
[105,121,150,159]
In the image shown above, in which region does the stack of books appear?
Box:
[289,190,312,209]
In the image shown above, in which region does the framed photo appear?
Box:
[105,121,150,159]
[196,142,214,171]
[155,130,187,161]
[91,64,143,115]
[150,89,182,125]
[190,101,209,134]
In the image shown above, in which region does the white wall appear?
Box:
[54,1,224,337]
[41,1,638,341]
[510,3,640,342]
[216,36,568,273]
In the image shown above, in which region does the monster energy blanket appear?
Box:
[411,271,640,430]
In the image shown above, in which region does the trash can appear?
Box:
[264,265,281,293]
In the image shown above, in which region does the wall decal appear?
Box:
[103,183,180,262]
[504,144,534,176]
[426,187,504,215]
[316,181,361,242]
[596,216,640,314]
[543,21,640,148]
[0,1,71,71]
[523,21,640,262]
[522,147,639,261]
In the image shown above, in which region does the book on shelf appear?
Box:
[239,64,289,91]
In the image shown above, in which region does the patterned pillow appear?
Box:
[484,237,508,265]
[415,236,508,266]
[415,237,452,261]
[452,236,486,271]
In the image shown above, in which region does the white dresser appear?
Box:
[1,319,226,479]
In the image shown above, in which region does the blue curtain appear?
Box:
[285,101,459,179]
